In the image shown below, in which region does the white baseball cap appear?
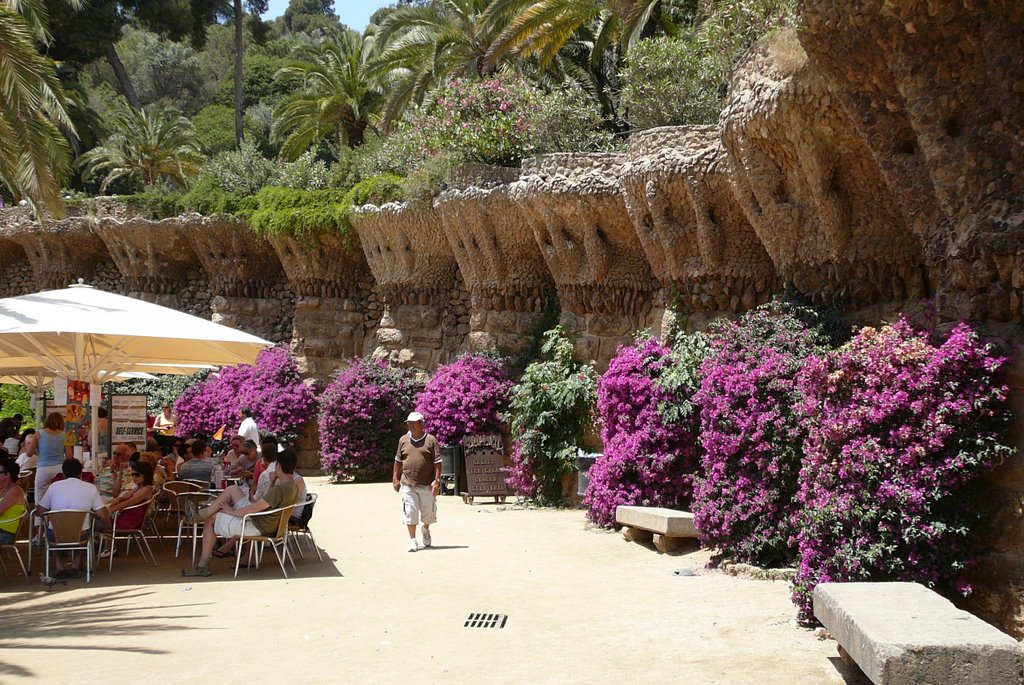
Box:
[406,412,424,422]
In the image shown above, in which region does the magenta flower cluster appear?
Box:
[317,357,417,482]
[692,305,829,567]
[414,354,512,445]
[174,345,316,442]
[584,337,702,527]
[790,321,1011,621]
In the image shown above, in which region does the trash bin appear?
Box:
[575,452,599,496]
[439,444,463,495]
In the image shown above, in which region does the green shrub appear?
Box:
[620,0,797,129]
[118,190,184,219]
[179,175,258,216]
[344,174,403,207]
[349,78,617,200]
[197,140,278,195]
[529,87,620,154]
[191,104,262,155]
[247,186,352,243]
[507,326,598,505]
[274,150,331,189]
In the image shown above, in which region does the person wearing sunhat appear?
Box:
[393,411,442,552]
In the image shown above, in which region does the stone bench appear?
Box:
[615,505,698,553]
[813,582,1024,685]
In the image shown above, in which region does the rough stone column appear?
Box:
[93,216,212,318]
[512,153,658,367]
[799,0,1024,321]
[620,125,780,333]
[188,216,294,343]
[351,203,467,369]
[0,233,34,298]
[720,29,926,315]
[3,214,122,293]
[268,231,377,380]
[435,176,557,355]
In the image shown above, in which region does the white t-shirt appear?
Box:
[38,478,105,530]
[4,437,20,454]
[16,452,38,469]
[238,417,260,454]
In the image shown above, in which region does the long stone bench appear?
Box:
[615,505,698,553]
[814,582,1024,685]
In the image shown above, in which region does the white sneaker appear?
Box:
[422,528,432,548]
[99,547,117,559]
[407,538,418,553]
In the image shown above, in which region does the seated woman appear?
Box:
[103,461,155,532]
[136,452,166,491]
[16,429,37,470]
[0,457,26,545]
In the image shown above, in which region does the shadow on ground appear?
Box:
[0,587,206,677]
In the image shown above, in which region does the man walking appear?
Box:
[393,412,442,552]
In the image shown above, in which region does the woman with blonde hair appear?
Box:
[34,412,68,507]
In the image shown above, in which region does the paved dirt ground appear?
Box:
[0,479,861,684]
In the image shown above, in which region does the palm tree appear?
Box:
[369,0,506,128]
[77,100,203,192]
[0,0,79,215]
[272,29,382,159]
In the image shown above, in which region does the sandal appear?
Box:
[55,569,80,579]
[181,566,213,577]
[212,549,233,558]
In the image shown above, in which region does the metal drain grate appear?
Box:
[464,612,508,629]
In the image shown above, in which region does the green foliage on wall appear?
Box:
[247,187,351,241]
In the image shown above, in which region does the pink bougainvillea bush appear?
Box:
[174,345,315,442]
[693,302,832,566]
[318,357,417,482]
[414,354,513,445]
[175,364,252,438]
[791,320,1013,622]
[584,335,708,528]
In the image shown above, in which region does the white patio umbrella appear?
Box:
[0,283,272,455]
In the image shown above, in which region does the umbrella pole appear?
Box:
[89,392,99,470]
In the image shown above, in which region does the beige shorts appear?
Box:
[213,511,259,538]
[401,484,437,526]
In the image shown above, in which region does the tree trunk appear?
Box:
[106,43,142,110]
[233,0,244,145]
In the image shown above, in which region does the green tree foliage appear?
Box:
[114,26,207,114]
[104,371,211,415]
[283,0,341,34]
[0,385,36,425]
[619,0,796,129]
[78,100,203,191]
[273,29,381,157]
[370,0,507,127]
[215,53,290,109]
[0,0,76,214]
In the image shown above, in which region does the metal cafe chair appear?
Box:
[287,493,322,562]
[235,503,298,579]
[0,504,30,579]
[39,509,95,582]
[97,498,157,571]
